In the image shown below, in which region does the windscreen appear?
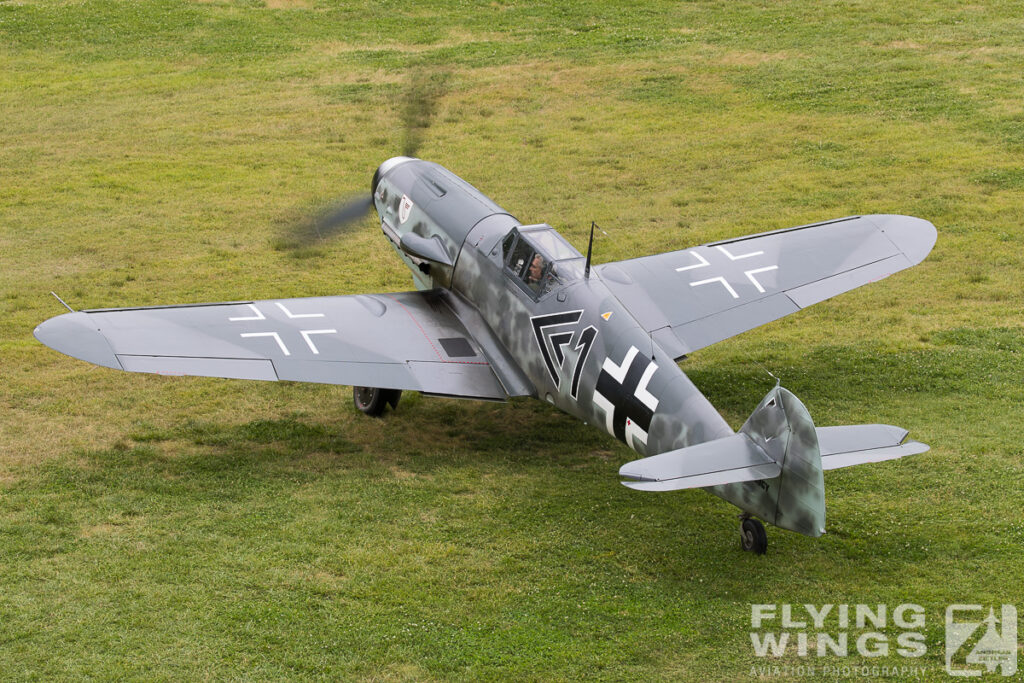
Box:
[502,227,585,298]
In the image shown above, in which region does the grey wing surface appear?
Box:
[594,214,936,359]
[34,290,531,400]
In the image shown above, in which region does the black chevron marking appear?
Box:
[550,331,573,367]
[530,310,583,387]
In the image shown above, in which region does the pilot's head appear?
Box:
[528,254,544,282]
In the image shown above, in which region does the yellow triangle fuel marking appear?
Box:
[601,311,612,321]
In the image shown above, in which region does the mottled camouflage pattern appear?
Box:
[452,228,735,455]
[375,158,508,291]
[375,177,452,291]
[711,386,826,537]
[374,158,829,536]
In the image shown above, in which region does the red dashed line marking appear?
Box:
[386,295,490,365]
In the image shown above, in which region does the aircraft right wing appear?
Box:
[594,214,936,359]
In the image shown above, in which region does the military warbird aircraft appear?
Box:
[35,123,936,555]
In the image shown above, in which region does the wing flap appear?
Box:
[619,433,781,491]
[665,293,798,354]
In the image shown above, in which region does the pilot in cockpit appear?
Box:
[525,254,545,292]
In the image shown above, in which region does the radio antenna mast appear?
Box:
[584,221,596,279]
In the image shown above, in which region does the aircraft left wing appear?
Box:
[594,214,936,359]
[34,290,533,400]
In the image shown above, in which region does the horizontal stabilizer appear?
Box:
[619,433,781,491]
[817,425,929,470]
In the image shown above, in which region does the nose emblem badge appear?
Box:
[399,194,414,224]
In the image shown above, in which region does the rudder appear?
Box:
[711,385,826,537]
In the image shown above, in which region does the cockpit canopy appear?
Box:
[501,224,585,298]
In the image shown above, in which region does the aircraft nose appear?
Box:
[371,156,417,194]
[34,311,122,370]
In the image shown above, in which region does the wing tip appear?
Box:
[868,214,938,266]
[35,311,122,370]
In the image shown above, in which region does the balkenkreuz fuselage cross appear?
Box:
[593,346,659,452]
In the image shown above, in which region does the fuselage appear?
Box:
[372,157,734,459]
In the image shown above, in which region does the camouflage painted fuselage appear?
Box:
[371,157,777,518]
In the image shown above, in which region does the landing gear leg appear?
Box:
[353,387,402,417]
[740,515,768,555]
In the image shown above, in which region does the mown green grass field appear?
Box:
[2,1,1022,679]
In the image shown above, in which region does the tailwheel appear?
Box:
[740,516,768,555]
[353,387,402,417]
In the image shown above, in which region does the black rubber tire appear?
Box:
[384,389,402,410]
[353,386,388,417]
[740,518,768,555]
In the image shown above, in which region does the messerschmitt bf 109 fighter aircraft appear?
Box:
[35,154,936,554]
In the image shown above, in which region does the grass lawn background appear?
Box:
[1,1,1022,679]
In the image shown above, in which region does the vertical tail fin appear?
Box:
[707,386,826,537]
[738,386,826,537]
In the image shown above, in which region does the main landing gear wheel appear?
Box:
[353,387,402,417]
[740,517,768,555]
